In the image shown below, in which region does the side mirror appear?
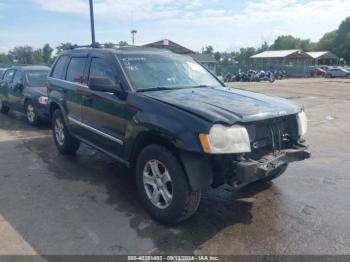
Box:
[88,77,121,93]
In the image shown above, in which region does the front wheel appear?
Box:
[25,101,39,125]
[135,145,201,225]
[0,98,9,114]
[52,109,80,155]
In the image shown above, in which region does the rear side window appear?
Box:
[66,57,88,84]
[52,56,68,79]
[3,70,15,82]
[89,58,116,84]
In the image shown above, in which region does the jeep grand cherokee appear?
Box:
[47,46,310,225]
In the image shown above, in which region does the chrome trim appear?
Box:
[68,116,124,145]
[48,77,89,89]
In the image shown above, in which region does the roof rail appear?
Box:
[69,42,137,49]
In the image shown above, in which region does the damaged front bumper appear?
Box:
[232,144,311,189]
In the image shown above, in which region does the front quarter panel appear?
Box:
[123,93,210,159]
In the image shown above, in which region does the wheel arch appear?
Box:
[129,131,213,190]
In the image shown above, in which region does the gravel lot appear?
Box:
[0,78,349,255]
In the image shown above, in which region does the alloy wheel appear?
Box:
[143,160,173,209]
[54,118,65,146]
[26,104,36,123]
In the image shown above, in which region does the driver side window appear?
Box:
[88,58,116,85]
[12,70,23,88]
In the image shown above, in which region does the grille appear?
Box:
[246,115,298,157]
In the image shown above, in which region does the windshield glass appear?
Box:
[25,70,49,87]
[118,53,222,91]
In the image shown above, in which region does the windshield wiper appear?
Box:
[136,85,212,92]
[136,86,176,92]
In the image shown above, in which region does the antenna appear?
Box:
[89,0,96,45]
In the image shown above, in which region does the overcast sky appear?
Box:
[0,0,349,53]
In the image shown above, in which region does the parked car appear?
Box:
[308,67,326,77]
[0,65,50,125]
[47,46,310,225]
[325,68,350,78]
[0,68,7,79]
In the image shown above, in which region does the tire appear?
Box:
[52,109,80,155]
[260,164,288,183]
[25,101,39,125]
[135,145,201,225]
[0,97,9,114]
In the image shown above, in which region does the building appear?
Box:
[140,39,218,74]
[250,49,313,77]
[306,51,338,66]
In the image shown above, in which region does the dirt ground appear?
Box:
[0,78,349,255]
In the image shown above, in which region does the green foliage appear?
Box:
[42,44,54,64]
[317,31,337,51]
[8,46,44,64]
[202,45,214,54]
[56,42,74,53]
[0,53,12,65]
[269,35,316,51]
[333,17,350,62]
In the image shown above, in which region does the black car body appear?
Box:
[0,66,50,125]
[47,46,310,224]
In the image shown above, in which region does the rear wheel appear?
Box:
[52,109,80,155]
[25,101,39,125]
[0,98,9,114]
[135,144,201,225]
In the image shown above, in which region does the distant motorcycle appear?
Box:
[254,70,275,83]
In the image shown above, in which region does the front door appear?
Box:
[8,70,24,111]
[80,56,136,158]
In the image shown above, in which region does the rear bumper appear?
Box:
[233,145,310,188]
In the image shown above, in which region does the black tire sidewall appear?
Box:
[135,145,194,224]
[52,109,79,155]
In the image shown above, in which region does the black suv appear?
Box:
[0,66,50,125]
[47,46,310,225]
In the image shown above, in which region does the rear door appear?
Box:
[80,55,133,157]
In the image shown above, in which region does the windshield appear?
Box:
[25,70,49,87]
[118,53,222,91]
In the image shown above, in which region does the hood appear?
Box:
[142,87,301,124]
[27,86,48,97]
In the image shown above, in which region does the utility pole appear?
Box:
[131,29,137,45]
[89,0,96,45]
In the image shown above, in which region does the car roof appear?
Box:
[9,65,50,71]
[58,46,174,56]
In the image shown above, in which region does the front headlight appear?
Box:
[297,110,308,137]
[199,124,251,154]
[38,96,48,105]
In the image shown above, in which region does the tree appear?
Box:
[8,46,43,64]
[202,45,214,54]
[0,53,12,65]
[42,44,53,64]
[333,17,350,62]
[118,41,128,46]
[317,31,337,51]
[56,43,74,53]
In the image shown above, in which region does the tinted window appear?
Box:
[3,70,15,82]
[52,56,68,79]
[13,70,23,85]
[25,70,49,87]
[89,58,116,84]
[66,57,88,84]
[0,69,6,79]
